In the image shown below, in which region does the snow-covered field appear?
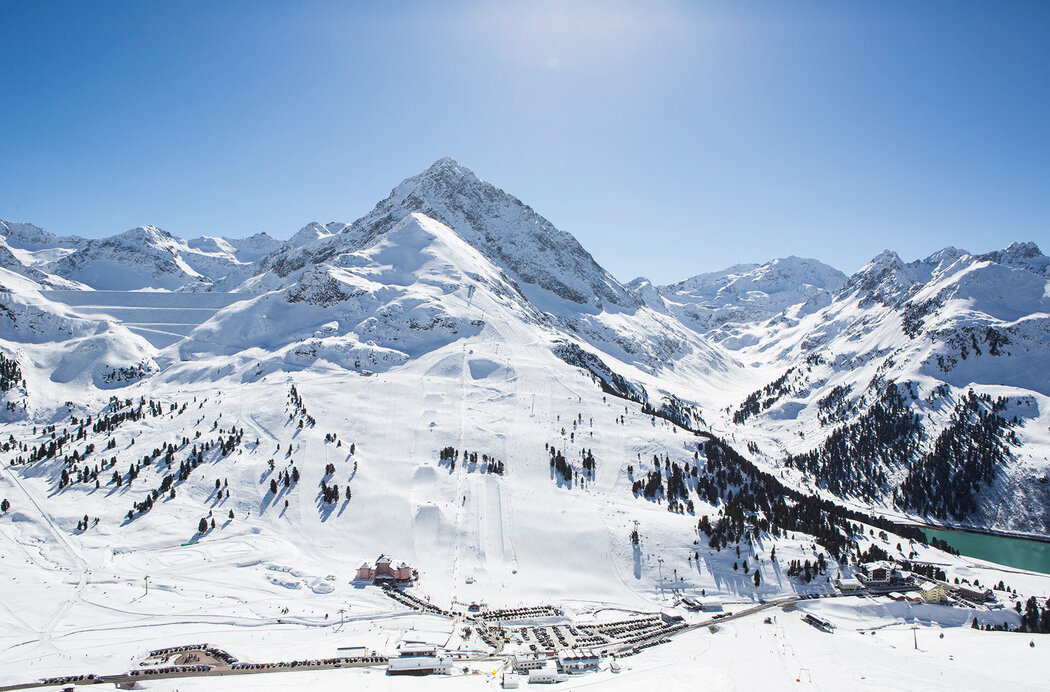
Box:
[1,359,1048,690]
[1,159,1049,690]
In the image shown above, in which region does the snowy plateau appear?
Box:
[0,158,1048,691]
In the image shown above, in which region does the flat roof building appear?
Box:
[387,655,451,676]
[528,663,562,684]
[558,649,600,673]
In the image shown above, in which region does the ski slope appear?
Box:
[1,159,1049,690]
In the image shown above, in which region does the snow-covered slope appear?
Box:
[255,158,737,380]
[631,256,846,345]
[0,269,159,419]
[0,220,283,292]
[344,157,638,311]
[720,243,1050,533]
[186,231,283,264]
[0,220,85,288]
[1,160,1049,691]
[47,225,258,291]
[2,163,1047,536]
[178,213,505,376]
[285,221,350,248]
[0,218,82,253]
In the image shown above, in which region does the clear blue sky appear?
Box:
[1,1,1047,283]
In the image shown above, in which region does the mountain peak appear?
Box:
[391,157,486,202]
[869,249,903,267]
[0,219,62,250]
[347,160,638,310]
[978,240,1048,275]
[419,156,480,182]
[115,225,173,244]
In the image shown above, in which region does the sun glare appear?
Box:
[468,0,690,74]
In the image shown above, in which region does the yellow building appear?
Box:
[917,580,945,604]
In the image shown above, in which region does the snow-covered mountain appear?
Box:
[719,243,1050,533]
[248,158,736,381]
[631,256,847,346]
[1,159,1049,690]
[47,225,263,291]
[186,231,283,264]
[1,160,1048,534]
[347,157,638,311]
[285,221,350,248]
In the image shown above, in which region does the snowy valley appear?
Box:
[0,160,1048,691]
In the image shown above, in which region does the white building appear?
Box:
[512,653,549,673]
[387,655,452,676]
[528,663,562,684]
[387,645,451,676]
[699,598,723,612]
[557,649,600,673]
[398,645,438,658]
[834,577,864,592]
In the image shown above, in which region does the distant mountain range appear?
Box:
[1,159,1047,534]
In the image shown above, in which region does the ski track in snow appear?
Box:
[1,163,1049,690]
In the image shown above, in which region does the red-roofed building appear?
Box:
[356,555,415,583]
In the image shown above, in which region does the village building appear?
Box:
[387,645,450,676]
[917,581,946,604]
[557,649,600,673]
[355,555,416,583]
[860,562,895,584]
[512,653,550,673]
[528,663,562,684]
[681,596,724,612]
[955,585,995,603]
[857,562,913,591]
[386,655,451,676]
[834,577,864,592]
[397,645,438,658]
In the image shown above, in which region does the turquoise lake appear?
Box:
[919,527,1050,575]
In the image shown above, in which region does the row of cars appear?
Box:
[229,655,388,671]
[128,664,212,677]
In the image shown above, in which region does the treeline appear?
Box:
[125,429,247,522]
[287,384,315,428]
[785,556,827,583]
[438,446,505,475]
[629,453,695,514]
[895,390,1017,518]
[816,383,855,427]
[975,597,1050,634]
[728,353,826,425]
[641,395,706,431]
[732,366,802,424]
[784,382,923,500]
[0,351,23,392]
[546,443,594,486]
[625,428,926,566]
[13,397,189,469]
